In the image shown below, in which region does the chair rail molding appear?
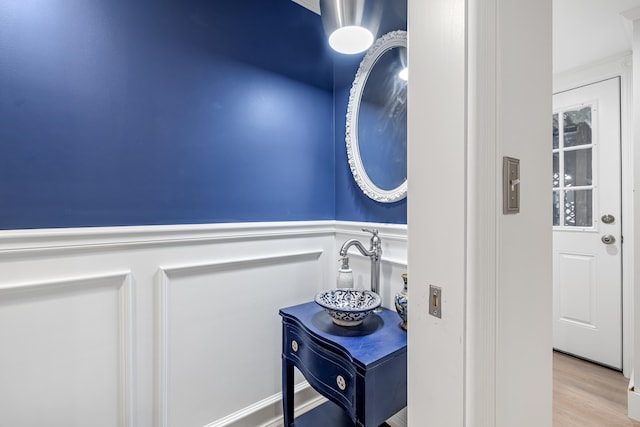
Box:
[0,221,336,255]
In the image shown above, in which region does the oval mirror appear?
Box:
[346,30,407,203]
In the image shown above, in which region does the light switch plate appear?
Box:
[503,156,520,214]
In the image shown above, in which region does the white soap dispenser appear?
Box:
[337,256,354,288]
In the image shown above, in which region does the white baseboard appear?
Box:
[628,373,640,421]
[204,382,323,427]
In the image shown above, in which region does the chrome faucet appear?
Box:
[339,229,382,297]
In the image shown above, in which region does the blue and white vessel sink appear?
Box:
[314,288,381,327]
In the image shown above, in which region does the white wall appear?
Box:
[408,0,552,425]
[494,1,553,425]
[627,11,640,421]
[0,221,407,427]
[407,0,467,425]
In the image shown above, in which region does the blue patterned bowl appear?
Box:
[314,288,382,327]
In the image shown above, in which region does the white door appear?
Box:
[552,77,622,369]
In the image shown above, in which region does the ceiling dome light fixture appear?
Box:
[329,26,374,54]
[320,0,376,54]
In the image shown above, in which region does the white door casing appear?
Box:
[409,0,552,425]
[552,77,622,369]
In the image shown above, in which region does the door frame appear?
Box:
[408,0,553,425]
[553,54,633,377]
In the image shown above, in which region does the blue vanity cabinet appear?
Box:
[280,302,407,427]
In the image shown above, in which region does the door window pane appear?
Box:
[553,152,559,188]
[563,107,592,147]
[553,191,560,226]
[564,148,592,187]
[553,113,559,149]
[552,105,595,228]
[564,189,592,227]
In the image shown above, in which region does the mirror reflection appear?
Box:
[346,30,407,203]
[358,46,407,191]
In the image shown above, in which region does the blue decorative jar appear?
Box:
[395,273,408,331]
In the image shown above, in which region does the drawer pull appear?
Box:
[336,375,347,391]
[291,340,299,352]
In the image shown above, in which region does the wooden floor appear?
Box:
[554,351,640,426]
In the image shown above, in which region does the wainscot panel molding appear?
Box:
[0,272,134,427]
[0,221,407,427]
[155,250,325,427]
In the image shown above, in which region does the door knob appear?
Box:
[601,235,616,245]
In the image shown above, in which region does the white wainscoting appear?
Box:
[0,272,134,427]
[0,220,406,427]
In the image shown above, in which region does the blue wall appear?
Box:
[333,1,407,224]
[0,0,334,229]
[0,0,406,230]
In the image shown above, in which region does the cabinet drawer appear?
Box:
[284,324,355,410]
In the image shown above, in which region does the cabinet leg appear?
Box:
[282,357,294,427]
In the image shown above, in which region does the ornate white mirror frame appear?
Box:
[346,30,407,203]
